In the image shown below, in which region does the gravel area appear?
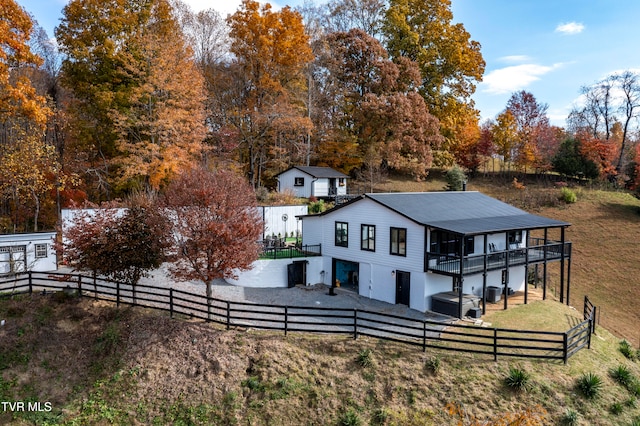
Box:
[138,265,451,323]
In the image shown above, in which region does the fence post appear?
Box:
[77,274,82,298]
[226,301,230,330]
[423,321,427,353]
[493,328,498,361]
[284,306,288,336]
[169,289,174,319]
[587,318,592,349]
[28,272,33,294]
[592,306,597,334]
[563,332,569,364]
[353,309,358,340]
[116,280,120,307]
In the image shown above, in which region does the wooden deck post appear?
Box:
[560,227,566,304]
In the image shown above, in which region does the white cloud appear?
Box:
[482,63,563,95]
[555,22,585,35]
[499,55,531,63]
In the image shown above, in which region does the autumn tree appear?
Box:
[382,0,485,159]
[162,168,263,317]
[0,1,61,231]
[313,29,442,179]
[227,0,314,187]
[505,91,552,172]
[56,0,206,197]
[60,203,168,301]
[491,110,517,171]
[322,0,386,38]
[0,0,50,131]
[569,71,640,176]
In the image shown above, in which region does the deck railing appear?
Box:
[426,240,571,276]
[0,271,593,363]
[260,244,321,260]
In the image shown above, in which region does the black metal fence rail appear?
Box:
[583,295,597,334]
[0,271,593,363]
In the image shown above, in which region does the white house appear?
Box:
[0,232,57,274]
[276,166,348,199]
[298,192,572,318]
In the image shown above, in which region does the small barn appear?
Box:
[0,232,57,274]
[276,166,348,199]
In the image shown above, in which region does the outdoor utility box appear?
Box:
[486,286,501,303]
[467,307,482,319]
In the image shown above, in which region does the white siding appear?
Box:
[313,179,329,197]
[277,169,312,198]
[0,233,57,273]
[228,257,324,288]
[302,198,429,312]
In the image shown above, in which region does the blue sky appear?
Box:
[18,0,640,127]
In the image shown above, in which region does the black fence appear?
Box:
[584,295,598,334]
[0,271,594,363]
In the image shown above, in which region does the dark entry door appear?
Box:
[287,261,306,288]
[395,270,411,306]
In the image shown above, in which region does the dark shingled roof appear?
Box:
[364,192,569,235]
[277,166,349,179]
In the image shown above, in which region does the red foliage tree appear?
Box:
[60,203,169,301]
[162,168,263,314]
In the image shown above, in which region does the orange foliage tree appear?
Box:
[57,0,206,196]
[227,0,314,188]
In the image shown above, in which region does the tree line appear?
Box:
[1,0,639,233]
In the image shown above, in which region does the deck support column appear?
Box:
[524,229,530,305]
[482,235,488,315]
[560,227,566,304]
[458,235,465,319]
[503,233,510,311]
[542,228,548,300]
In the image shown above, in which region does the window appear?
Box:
[35,244,47,258]
[294,177,304,186]
[335,222,348,247]
[390,227,406,256]
[338,178,345,187]
[430,230,474,256]
[508,230,523,244]
[361,224,375,251]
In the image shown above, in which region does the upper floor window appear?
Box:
[35,244,47,258]
[508,230,523,244]
[335,222,348,247]
[430,230,474,256]
[294,177,304,186]
[361,224,375,251]
[390,227,406,256]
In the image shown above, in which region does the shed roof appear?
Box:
[308,192,569,235]
[277,166,349,179]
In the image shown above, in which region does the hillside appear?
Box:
[1,173,639,425]
[1,293,640,425]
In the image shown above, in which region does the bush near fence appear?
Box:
[0,271,594,364]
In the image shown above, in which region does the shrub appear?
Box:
[560,187,577,203]
[357,349,373,368]
[610,364,634,387]
[372,407,389,425]
[620,340,636,360]
[339,409,362,426]
[425,356,441,375]
[445,165,467,191]
[561,408,579,425]
[610,401,624,415]
[577,372,603,399]
[505,366,531,392]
